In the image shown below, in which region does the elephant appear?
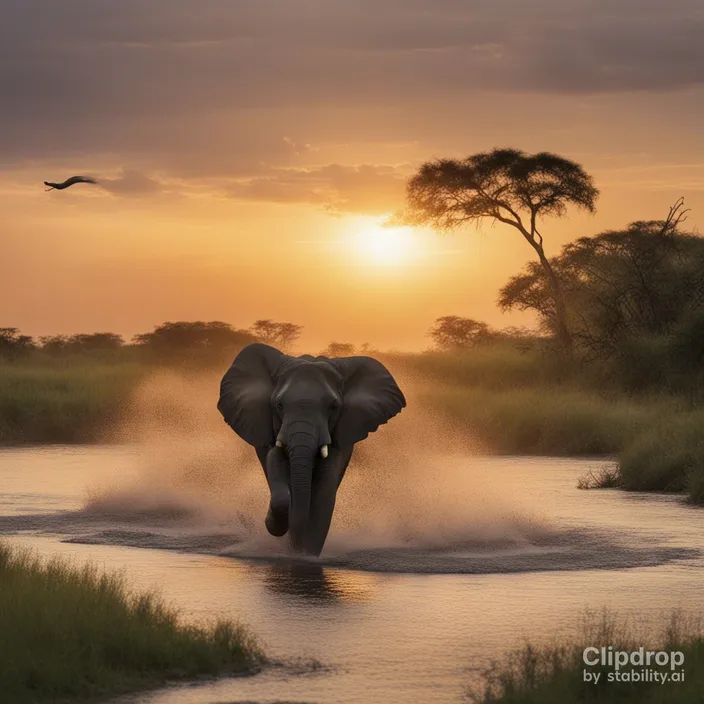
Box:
[217,343,406,556]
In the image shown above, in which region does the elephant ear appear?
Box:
[329,357,406,446]
[217,343,290,447]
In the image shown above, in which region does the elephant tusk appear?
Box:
[276,440,284,448]
[320,445,328,459]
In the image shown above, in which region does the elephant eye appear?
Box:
[276,401,284,412]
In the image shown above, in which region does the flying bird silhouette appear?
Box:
[44,176,98,191]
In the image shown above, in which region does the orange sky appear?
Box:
[2,1,704,351]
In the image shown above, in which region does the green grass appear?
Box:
[577,465,623,490]
[2,347,704,503]
[419,384,677,456]
[0,541,263,703]
[388,345,573,391]
[616,410,704,502]
[392,348,704,502]
[471,610,704,704]
[0,361,144,445]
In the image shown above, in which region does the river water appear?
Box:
[0,445,701,703]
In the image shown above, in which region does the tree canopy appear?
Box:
[0,328,35,360]
[250,320,302,352]
[405,148,598,232]
[428,316,491,350]
[499,200,703,366]
[133,321,256,361]
[404,148,599,350]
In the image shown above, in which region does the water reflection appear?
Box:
[263,562,378,604]
[4,449,704,704]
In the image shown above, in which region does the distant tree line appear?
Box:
[425,199,704,389]
[498,199,704,386]
[5,191,703,390]
[0,319,302,365]
[404,147,599,352]
[401,147,704,387]
[426,317,533,351]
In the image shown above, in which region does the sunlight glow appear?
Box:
[349,216,415,267]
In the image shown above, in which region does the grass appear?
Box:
[0,541,264,703]
[2,345,704,503]
[616,410,704,502]
[389,344,570,391]
[471,610,704,704]
[0,360,144,445]
[393,347,704,503]
[577,465,623,490]
[420,384,668,456]
[570,409,704,503]
[399,348,682,457]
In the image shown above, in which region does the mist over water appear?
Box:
[91,370,546,548]
[0,373,700,704]
[40,369,691,574]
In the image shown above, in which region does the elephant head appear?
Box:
[217,343,406,552]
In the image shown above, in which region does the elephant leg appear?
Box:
[256,446,290,537]
[303,446,353,556]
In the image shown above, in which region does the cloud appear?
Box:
[227,164,409,214]
[1,0,703,177]
[99,169,167,197]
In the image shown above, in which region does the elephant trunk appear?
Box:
[286,425,319,553]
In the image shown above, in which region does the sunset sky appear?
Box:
[2,0,704,351]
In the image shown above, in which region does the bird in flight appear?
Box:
[44,175,98,191]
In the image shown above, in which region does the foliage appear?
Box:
[471,609,704,704]
[392,341,563,391]
[404,148,599,349]
[0,319,305,366]
[421,384,658,456]
[133,321,256,363]
[1,341,703,501]
[428,316,491,349]
[577,465,623,490]
[404,148,598,231]
[500,200,704,382]
[249,319,303,351]
[321,342,356,357]
[0,542,263,703]
[617,412,704,499]
[40,332,124,355]
[0,361,143,445]
[0,328,35,360]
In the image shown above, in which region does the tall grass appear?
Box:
[2,347,704,503]
[471,610,704,704]
[420,385,674,456]
[616,410,704,502]
[0,360,144,445]
[392,347,704,502]
[395,347,684,456]
[389,345,575,391]
[0,541,263,703]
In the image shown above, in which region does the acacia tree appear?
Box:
[428,316,490,349]
[133,321,256,360]
[250,319,302,352]
[322,342,356,358]
[0,328,35,360]
[499,200,699,363]
[404,148,599,350]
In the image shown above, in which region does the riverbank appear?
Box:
[399,349,704,503]
[0,361,142,445]
[473,610,703,704]
[1,348,703,502]
[0,541,263,703]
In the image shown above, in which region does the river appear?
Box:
[0,445,701,703]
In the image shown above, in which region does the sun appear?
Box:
[349,216,414,267]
